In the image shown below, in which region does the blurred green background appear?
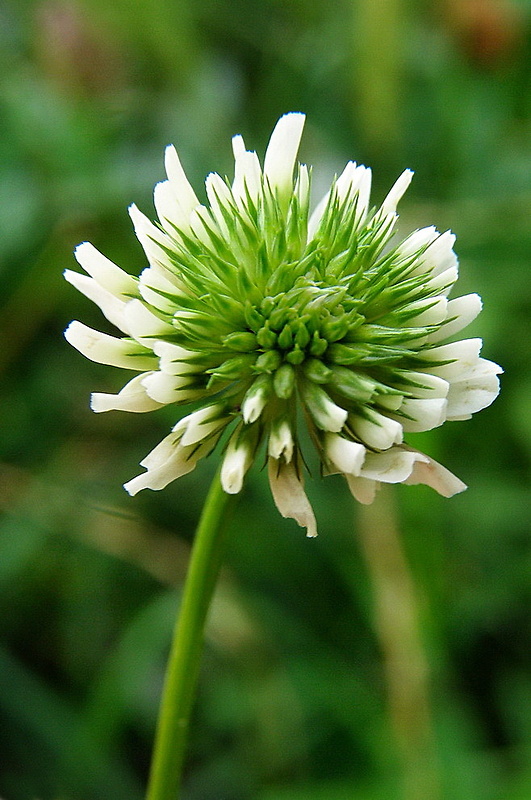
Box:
[0,0,530,798]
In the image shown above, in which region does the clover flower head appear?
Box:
[65,113,501,536]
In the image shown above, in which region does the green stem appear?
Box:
[146,469,237,800]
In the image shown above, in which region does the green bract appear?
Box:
[65,113,501,536]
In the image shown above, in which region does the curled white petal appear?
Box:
[64,271,129,333]
[164,144,199,215]
[74,242,137,296]
[124,435,213,495]
[268,421,294,462]
[91,373,164,413]
[446,358,502,418]
[138,266,183,314]
[418,338,483,380]
[263,112,306,198]
[129,204,174,269]
[380,168,413,214]
[154,180,191,232]
[359,447,428,484]
[142,371,196,404]
[404,452,467,497]
[428,293,482,343]
[351,411,403,450]
[220,439,252,494]
[406,297,448,327]
[302,384,348,432]
[398,397,448,432]
[123,298,174,341]
[325,433,366,476]
[345,475,378,505]
[177,406,227,447]
[152,341,198,374]
[397,371,449,399]
[232,135,262,203]
[64,321,155,371]
[268,458,317,538]
[425,266,458,296]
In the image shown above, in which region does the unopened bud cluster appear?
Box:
[65,113,501,536]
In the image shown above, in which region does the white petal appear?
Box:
[74,242,137,296]
[268,458,317,538]
[397,226,438,259]
[263,113,306,198]
[64,321,155,371]
[325,433,366,476]
[351,411,403,450]
[64,271,129,333]
[396,371,449,399]
[307,191,329,241]
[138,266,183,314]
[359,447,428,484]
[418,338,483,379]
[446,358,502,418]
[91,373,164,413]
[179,406,227,447]
[153,341,198,374]
[302,384,347,432]
[232,135,262,203]
[164,144,199,214]
[123,298,174,340]
[268,421,294,462]
[406,297,448,327]
[421,230,457,277]
[205,172,232,238]
[380,169,413,214]
[142,371,196,404]
[124,442,196,495]
[428,293,482,343]
[129,204,174,270]
[154,180,190,232]
[220,440,252,494]
[425,266,458,296]
[345,475,378,504]
[404,453,467,497]
[398,397,448,432]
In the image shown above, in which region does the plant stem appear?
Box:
[357,487,441,800]
[146,469,237,800]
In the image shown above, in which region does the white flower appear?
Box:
[65,113,501,536]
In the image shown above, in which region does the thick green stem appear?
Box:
[146,469,237,800]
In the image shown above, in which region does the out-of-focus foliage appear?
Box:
[0,0,529,798]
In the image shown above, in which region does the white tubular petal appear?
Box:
[154,180,189,232]
[377,394,404,411]
[152,340,198,376]
[307,191,329,241]
[397,371,449,399]
[325,433,366,476]
[345,475,377,505]
[220,440,252,495]
[425,266,458,296]
[428,293,482,343]
[351,411,403,450]
[360,447,428,484]
[64,321,156,371]
[129,204,174,269]
[268,421,294,462]
[205,172,232,238]
[380,169,413,214]
[64,271,129,333]
[138,267,183,314]
[74,242,137,296]
[398,397,448,432]
[418,338,483,379]
[90,373,164,413]
[164,144,199,214]
[142,371,195,404]
[232,135,262,203]
[263,112,306,198]
[123,299,174,340]
[406,297,448,327]
[268,458,317,538]
[446,358,502,418]
[404,453,467,497]
[421,230,458,277]
[302,384,348,432]
[124,441,199,495]
[397,226,438,259]
[178,406,227,447]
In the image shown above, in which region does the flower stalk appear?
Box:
[146,468,237,800]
